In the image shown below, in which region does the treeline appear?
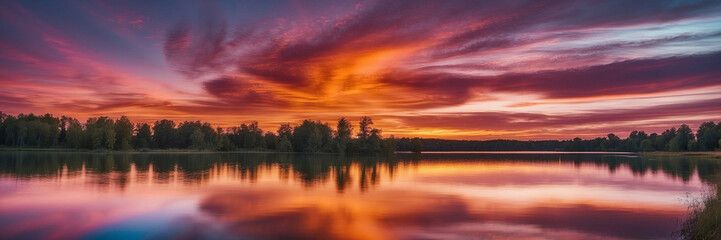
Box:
[0,112,396,154]
[396,122,721,152]
[560,123,721,152]
[1,111,720,153]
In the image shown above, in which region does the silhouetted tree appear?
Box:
[602,133,621,150]
[277,123,293,139]
[104,127,116,150]
[640,139,654,152]
[657,127,677,151]
[4,112,719,154]
[65,118,83,149]
[85,117,115,149]
[114,116,133,150]
[357,116,373,140]
[59,116,70,144]
[334,117,353,153]
[292,120,332,152]
[134,123,152,149]
[697,121,719,151]
[670,124,694,152]
[190,128,205,149]
[152,119,176,149]
[218,133,232,151]
[411,138,423,153]
[277,136,292,152]
[381,136,397,153]
[264,132,278,150]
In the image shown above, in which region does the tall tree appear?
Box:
[307,127,323,153]
[264,132,278,150]
[152,119,176,149]
[114,116,133,150]
[277,123,293,140]
[335,117,353,153]
[85,117,115,149]
[65,118,83,149]
[277,136,292,152]
[134,123,152,149]
[104,127,116,150]
[357,116,373,140]
[292,120,333,152]
[697,121,719,151]
[190,128,205,149]
[670,124,694,152]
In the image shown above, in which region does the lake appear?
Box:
[0,152,717,239]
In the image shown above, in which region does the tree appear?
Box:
[277,123,293,140]
[200,122,219,149]
[381,136,397,153]
[336,117,353,140]
[355,116,384,153]
[0,112,6,146]
[669,136,683,152]
[3,111,719,153]
[625,130,647,152]
[697,122,719,151]
[177,121,204,148]
[114,116,133,150]
[357,116,373,140]
[134,123,152,149]
[152,119,176,149]
[104,127,116,150]
[59,116,70,145]
[687,139,701,151]
[243,122,263,149]
[277,136,292,152]
[570,137,584,151]
[411,138,423,153]
[335,117,353,153]
[675,124,694,151]
[66,119,83,149]
[656,127,677,151]
[640,139,654,152]
[218,133,232,151]
[264,132,278,150]
[292,120,332,152]
[307,127,323,153]
[601,133,621,150]
[86,117,115,149]
[190,128,205,149]
[1,115,18,146]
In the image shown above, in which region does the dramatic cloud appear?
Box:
[2,0,721,139]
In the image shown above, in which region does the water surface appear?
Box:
[0,152,717,240]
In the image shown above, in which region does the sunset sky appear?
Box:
[1,0,721,140]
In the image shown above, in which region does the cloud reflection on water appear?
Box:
[0,152,717,239]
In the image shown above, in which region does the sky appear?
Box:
[1,0,721,140]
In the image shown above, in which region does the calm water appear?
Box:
[0,152,718,240]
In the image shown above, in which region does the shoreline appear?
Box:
[640,151,721,158]
[0,147,719,158]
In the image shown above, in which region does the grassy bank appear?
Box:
[677,175,721,239]
[641,151,721,159]
[0,147,283,154]
[0,147,79,152]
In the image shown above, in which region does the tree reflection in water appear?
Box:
[0,152,718,239]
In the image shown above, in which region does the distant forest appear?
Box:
[396,123,721,152]
[0,112,720,153]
